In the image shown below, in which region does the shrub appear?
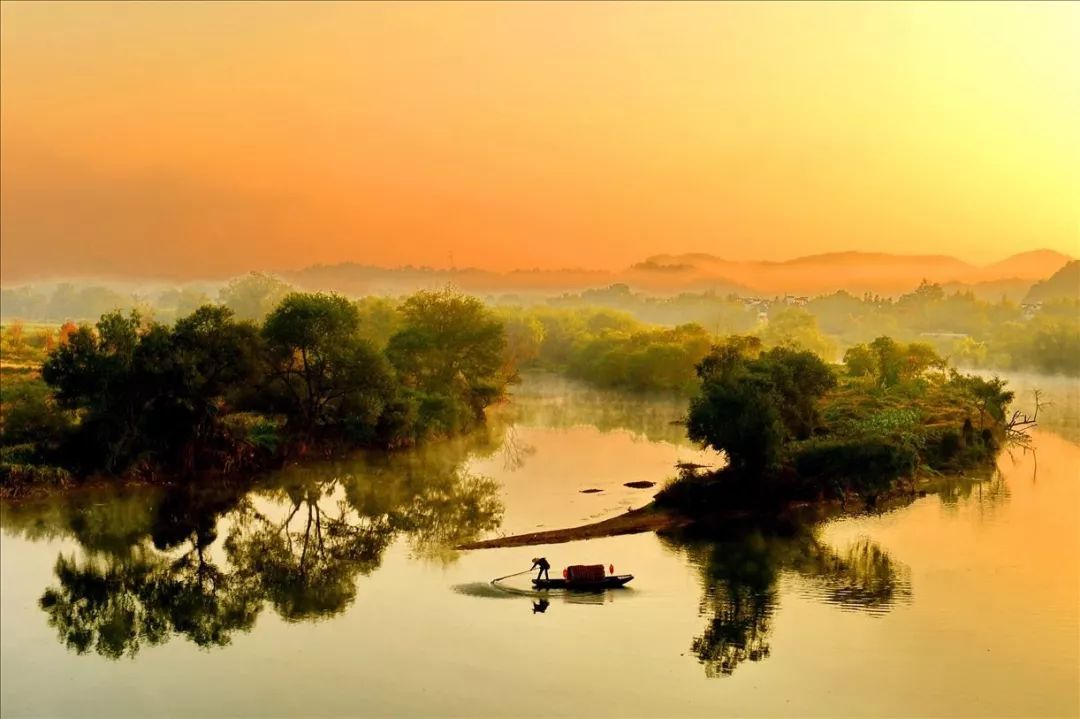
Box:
[0,371,73,446]
[0,443,41,464]
[793,439,916,500]
[0,463,73,495]
[223,413,284,454]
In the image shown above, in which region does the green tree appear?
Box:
[42,312,143,469]
[843,344,876,378]
[760,307,836,360]
[386,290,507,425]
[844,337,945,388]
[353,296,403,350]
[949,372,1014,424]
[0,371,73,446]
[41,308,263,471]
[173,306,263,400]
[218,272,293,322]
[497,310,545,380]
[687,341,836,472]
[262,293,396,438]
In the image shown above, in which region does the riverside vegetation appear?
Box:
[1,290,509,493]
[2,288,1024,516]
[656,335,1019,516]
[6,270,1078,379]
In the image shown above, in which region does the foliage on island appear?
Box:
[657,335,1018,513]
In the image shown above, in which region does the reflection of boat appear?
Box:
[533,575,633,590]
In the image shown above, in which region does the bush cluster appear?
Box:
[2,290,509,481]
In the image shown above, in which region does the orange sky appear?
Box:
[2,1,1078,282]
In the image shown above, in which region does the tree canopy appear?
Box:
[687,340,836,472]
[386,290,508,433]
[262,293,396,439]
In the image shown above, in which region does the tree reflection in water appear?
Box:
[937,466,1011,515]
[9,443,503,658]
[662,523,911,678]
[37,483,262,658]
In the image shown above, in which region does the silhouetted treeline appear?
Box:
[2,289,509,485]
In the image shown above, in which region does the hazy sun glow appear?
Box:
[2,1,1078,281]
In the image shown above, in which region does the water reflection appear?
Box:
[40,539,261,659]
[2,378,1074,718]
[4,447,504,658]
[936,466,1011,516]
[0,374,1040,674]
[662,523,910,677]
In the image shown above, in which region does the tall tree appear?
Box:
[262,293,395,438]
[218,272,293,322]
[687,340,836,472]
[386,290,507,418]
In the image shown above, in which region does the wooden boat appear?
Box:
[532,574,634,590]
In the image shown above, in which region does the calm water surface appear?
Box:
[1,374,1077,717]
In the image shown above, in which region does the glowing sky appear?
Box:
[2,1,1078,281]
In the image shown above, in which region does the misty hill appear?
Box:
[636,249,1072,297]
[3,251,1070,323]
[1023,260,1080,303]
[985,249,1075,279]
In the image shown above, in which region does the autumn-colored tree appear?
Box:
[58,321,78,346]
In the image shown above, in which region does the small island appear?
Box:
[459,335,1033,548]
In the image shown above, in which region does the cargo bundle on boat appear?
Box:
[533,563,633,590]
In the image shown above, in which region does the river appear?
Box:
[1,373,1077,717]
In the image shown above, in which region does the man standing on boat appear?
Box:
[531,557,551,583]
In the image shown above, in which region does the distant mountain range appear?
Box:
[631,249,1072,296]
[285,249,1074,300]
